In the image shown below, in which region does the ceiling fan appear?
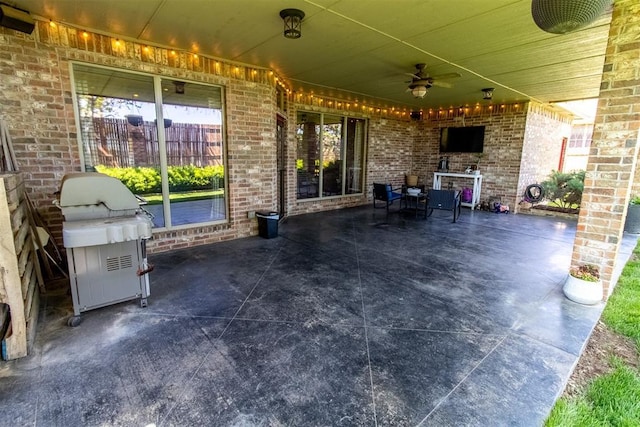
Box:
[406,63,461,98]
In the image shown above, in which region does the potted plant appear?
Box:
[125,114,143,126]
[562,264,602,305]
[406,174,418,187]
[624,195,640,233]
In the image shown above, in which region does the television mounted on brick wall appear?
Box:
[439,126,485,153]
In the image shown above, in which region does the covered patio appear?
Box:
[2,208,636,425]
[0,1,639,425]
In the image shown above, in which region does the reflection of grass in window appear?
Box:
[142,189,224,205]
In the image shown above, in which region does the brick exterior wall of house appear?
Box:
[571,0,640,297]
[0,20,577,257]
[518,103,573,208]
[414,104,541,211]
[0,23,281,253]
[0,23,417,253]
[366,116,416,190]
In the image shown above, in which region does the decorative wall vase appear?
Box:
[562,274,603,305]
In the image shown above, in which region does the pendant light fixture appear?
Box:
[481,88,494,100]
[279,9,305,39]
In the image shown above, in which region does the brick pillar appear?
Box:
[570,0,640,298]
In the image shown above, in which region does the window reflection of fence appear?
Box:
[82,117,223,167]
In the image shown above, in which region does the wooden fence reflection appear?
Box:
[81,117,223,167]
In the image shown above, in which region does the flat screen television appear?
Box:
[439,126,485,153]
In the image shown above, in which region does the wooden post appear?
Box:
[0,177,27,360]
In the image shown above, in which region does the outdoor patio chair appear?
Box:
[426,189,461,222]
[373,183,403,212]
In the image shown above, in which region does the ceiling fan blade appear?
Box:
[431,72,462,80]
[405,72,421,79]
[432,80,453,88]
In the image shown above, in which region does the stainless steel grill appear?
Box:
[56,172,153,327]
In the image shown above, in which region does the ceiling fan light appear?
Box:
[531,0,610,34]
[411,85,428,98]
[279,8,305,39]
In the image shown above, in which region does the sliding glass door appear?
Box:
[72,63,226,228]
[295,111,366,200]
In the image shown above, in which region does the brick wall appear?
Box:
[0,28,75,247]
[416,104,533,210]
[366,116,416,189]
[518,102,573,209]
[571,0,640,297]
[0,23,280,254]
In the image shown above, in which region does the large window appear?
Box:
[72,64,226,229]
[296,112,366,199]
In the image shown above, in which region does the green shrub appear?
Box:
[95,164,224,194]
[541,170,585,209]
[95,165,162,193]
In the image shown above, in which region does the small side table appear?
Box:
[402,193,428,218]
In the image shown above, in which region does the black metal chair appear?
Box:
[373,183,403,212]
[426,189,461,222]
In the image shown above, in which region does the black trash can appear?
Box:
[256,211,279,238]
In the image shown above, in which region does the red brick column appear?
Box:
[570,0,640,298]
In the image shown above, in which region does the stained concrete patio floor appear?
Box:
[1,206,637,426]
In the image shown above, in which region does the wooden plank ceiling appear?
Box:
[15,0,612,114]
